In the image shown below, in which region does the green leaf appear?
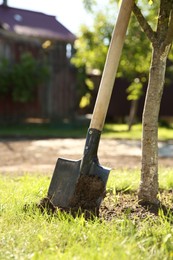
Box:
[148,0,153,5]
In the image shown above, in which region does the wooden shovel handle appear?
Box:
[90,0,134,130]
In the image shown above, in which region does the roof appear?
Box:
[0,5,76,42]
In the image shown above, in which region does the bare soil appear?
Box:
[69,175,105,218]
[100,190,173,221]
[0,138,172,175]
[36,189,173,221]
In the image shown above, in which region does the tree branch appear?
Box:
[162,9,173,47]
[133,3,156,45]
[157,0,173,45]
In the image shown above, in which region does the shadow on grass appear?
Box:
[103,127,129,134]
[0,121,89,139]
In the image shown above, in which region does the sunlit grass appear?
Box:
[107,168,140,192]
[1,169,173,260]
[159,168,173,190]
[103,123,173,140]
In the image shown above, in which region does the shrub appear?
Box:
[0,52,49,102]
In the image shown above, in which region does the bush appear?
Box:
[0,52,49,102]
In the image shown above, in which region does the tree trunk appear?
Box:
[138,46,169,204]
[128,99,138,131]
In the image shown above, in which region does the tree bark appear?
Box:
[133,0,173,205]
[138,46,170,204]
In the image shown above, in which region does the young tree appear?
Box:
[82,0,173,204]
[133,0,173,204]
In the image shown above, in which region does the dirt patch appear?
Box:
[37,197,57,214]
[69,175,105,218]
[0,138,173,174]
[35,189,173,221]
[100,190,173,221]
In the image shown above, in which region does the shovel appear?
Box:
[47,0,134,209]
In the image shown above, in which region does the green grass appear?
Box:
[103,123,173,140]
[0,122,172,140]
[1,169,173,260]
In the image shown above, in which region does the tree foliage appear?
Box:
[71,4,116,108]
[77,0,173,104]
[73,0,154,105]
[72,12,114,72]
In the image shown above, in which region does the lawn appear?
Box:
[0,122,172,140]
[1,169,173,259]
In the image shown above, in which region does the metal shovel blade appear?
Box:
[47,157,110,208]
